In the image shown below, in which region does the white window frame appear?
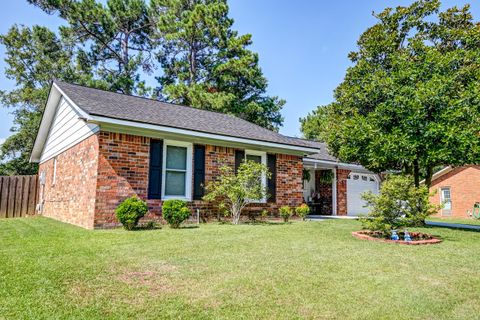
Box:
[440,187,452,215]
[52,157,58,186]
[244,150,267,203]
[161,140,193,201]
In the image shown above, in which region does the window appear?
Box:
[440,187,452,216]
[245,150,267,203]
[361,175,368,181]
[52,157,58,186]
[162,140,192,200]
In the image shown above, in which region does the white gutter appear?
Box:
[88,115,320,154]
[303,157,374,173]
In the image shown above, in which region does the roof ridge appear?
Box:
[53,80,278,126]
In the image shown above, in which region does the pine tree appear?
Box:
[153,0,284,130]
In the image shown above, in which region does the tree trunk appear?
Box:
[231,202,241,225]
[425,166,433,189]
[413,159,420,188]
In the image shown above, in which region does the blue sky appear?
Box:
[0,0,478,143]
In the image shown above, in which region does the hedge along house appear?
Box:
[30,81,380,229]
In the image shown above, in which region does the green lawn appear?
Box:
[427,216,480,226]
[1,217,479,319]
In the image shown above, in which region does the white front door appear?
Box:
[346,173,379,216]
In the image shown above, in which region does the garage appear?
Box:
[347,173,379,216]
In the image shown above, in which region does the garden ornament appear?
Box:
[404,229,412,242]
[391,230,399,241]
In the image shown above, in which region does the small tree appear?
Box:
[360,175,439,234]
[203,160,270,224]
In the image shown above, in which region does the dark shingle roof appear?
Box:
[288,138,339,162]
[54,81,317,149]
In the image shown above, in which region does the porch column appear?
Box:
[336,168,351,215]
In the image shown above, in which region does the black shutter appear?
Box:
[234,150,245,173]
[267,154,276,203]
[148,139,163,199]
[193,145,206,200]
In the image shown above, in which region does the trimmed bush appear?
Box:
[115,196,148,230]
[162,200,191,228]
[279,206,293,223]
[360,175,439,234]
[295,204,310,220]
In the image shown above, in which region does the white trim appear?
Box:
[52,82,92,121]
[245,150,267,203]
[332,168,337,216]
[440,186,452,216]
[303,157,374,173]
[88,116,319,154]
[161,140,193,201]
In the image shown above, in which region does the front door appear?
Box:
[441,187,452,216]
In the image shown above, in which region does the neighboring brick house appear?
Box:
[428,165,480,219]
[30,81,380,229]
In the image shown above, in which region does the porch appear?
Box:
[302,158,380,216]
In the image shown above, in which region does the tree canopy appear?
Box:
[153,0,284,130]
[301,0,480,187]
[0,0,284,175]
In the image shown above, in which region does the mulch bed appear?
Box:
[352,230,442,245]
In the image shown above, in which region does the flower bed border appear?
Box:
[352,230,442,245]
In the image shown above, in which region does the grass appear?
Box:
[1,217,479,319]
[427,216,480,226]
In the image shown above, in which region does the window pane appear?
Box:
[166,146,187,170]
[246,154,262,164]
[165,171,186,196]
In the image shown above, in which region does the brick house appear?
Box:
[428,165,480,218]
[30,81,380,229]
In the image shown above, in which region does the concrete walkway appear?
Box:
[306,215,358,221]
[425,221,480,231]
[307,215,480,231]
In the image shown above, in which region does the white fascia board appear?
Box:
[30,86,61,163]
[30,83,94,163]
[88,115,320,154]
[52,82,92,121]
[303,157,374,173]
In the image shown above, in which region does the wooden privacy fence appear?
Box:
[0,175,38,218]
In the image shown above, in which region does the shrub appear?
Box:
[203,161,271,224]
[360,175,439,234]
[115,196,148,230]
[279,206,293,222]
[162,200,191,228]
[260,209,269,220]
[295,204,310,220]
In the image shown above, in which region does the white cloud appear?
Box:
[0,138,5,145]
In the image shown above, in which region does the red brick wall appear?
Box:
[315,170,333,214]
[276,154,304,208]
[429,165,480,218]
[38,134,99,229]
[94,132,153,228]
[93,132,304,228]
[336,168,351,216]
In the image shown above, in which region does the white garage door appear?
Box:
[347,173,379,216]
